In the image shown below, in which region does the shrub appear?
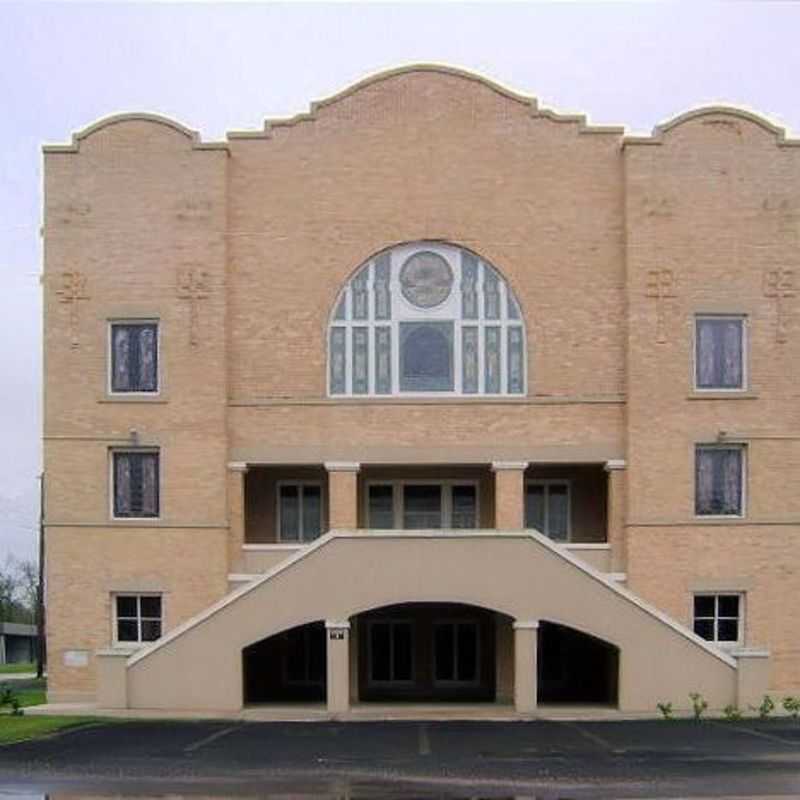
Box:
[0,684,21,716]
[689,692,708,721]
[751,695,775,719]
[783,696,800,719]
[657,701,673,720]
[722,704,742,721]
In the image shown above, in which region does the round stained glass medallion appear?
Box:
[399,251,454,308]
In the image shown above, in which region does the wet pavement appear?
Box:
[1,718,800,797]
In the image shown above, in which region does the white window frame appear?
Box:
[694,443,747,520]
[363,479,480,530]
[432,619,482,687]
[524,479,572,540]
[112,592,163,648]
[109,447,162,522]
[275,481,325,543]
[693,314,748,393]
[366,619,416,686]
[327,242,527,398]
[108,319,161,396]
[692,592,745,648]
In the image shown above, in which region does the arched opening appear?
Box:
[243,620,326,704]
[355,602,506,703]
[538,621,619,705]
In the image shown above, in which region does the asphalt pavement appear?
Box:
[1,717,800,797]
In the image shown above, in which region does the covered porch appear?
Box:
[227,458,627,578]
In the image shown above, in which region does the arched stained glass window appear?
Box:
[328,242,526,396]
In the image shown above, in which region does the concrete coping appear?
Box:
[731,648,771,659]
[227,462,249,473]
[325,620,351,630]
[95,648,137,659]
[324,462,361,472]
[512,620,540,630]
[491,461,529,471]
[604,459,627,471]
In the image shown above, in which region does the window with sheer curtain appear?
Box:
[695,445,744,517]
[695,316,745,390]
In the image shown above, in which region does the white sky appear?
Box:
[1,1,798,560]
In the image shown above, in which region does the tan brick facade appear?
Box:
[42,66,800,705]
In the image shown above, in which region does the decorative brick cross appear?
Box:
[763,268,795,344]
[56,271,89,349]
[644,269,676,344]
[176,268,210,346]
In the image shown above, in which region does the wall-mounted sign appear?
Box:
[63,649,89,667]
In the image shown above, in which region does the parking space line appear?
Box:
[707,720,798,745]
[183,724,240,754]
[560,721,618,752]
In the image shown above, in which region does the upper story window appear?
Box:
[695,316,745,391]
[695,444,744,517]
[328,243,526,396]
[113,450,160,519]
[366,481,478,530]
[277,482,323,542]
[110,322,159,393]
[525,480,570,541]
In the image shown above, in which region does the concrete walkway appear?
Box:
[26,700,666,722]
[0,671,38,682]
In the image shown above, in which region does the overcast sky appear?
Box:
[1,1,799,562]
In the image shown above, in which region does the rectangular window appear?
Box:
[115,594,162,644]
[366,481,479,530]
[113,451,160,519]
[368,620,414,683]
[695,446,744,517]
[368,485,395,529]
[278,483,323,542]
[693,594,742,645]
[525,481,570,540]
[695,316,745,390]
[434,621,479,684]
[111,322,159,393]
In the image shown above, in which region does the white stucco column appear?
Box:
[325,462,360,531]
[605,459,627,573]
[513,619,539,714]
[227,462,248,572]
[492,461,528,530]
[326,620,351,715]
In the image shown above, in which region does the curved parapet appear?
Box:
[227,63,625,141]
[624,105,800,148]
[43,112,228,153]
[116,530,740,713]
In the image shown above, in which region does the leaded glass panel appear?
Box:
[374,254,391,320]
[330,327,346,394]
[351,268,369,320]
[483,265,500,320]
[400,322,454,392]
[461,252,479,319]
[484,326,501,393]
[352,327,369,394]
[507,326,524,394]
[374,326,392,394]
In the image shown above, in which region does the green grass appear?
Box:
[0,663,36,675]
[0,677,47,709]
[0,715,103,744]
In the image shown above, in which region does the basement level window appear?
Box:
[115,594,162,645]
[693,594,742,645]
[110,321,159,393]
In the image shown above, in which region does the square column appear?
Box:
[513,620,539,714]
[325,462,360,531]
[326,620,351,715]
[227,462,248,572]
[605,460,627,573]
[492,461,528,530]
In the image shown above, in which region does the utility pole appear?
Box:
[36,472,46,679]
